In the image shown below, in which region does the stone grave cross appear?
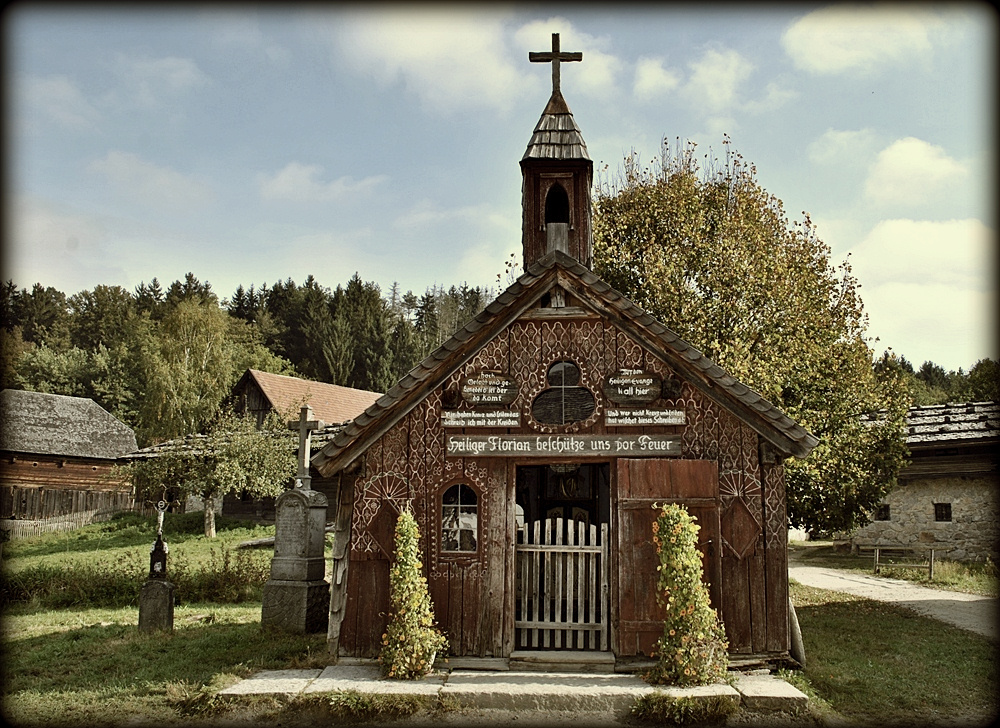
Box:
[529,32,582,95]
[288,405,324,489]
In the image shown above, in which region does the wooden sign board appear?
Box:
[442,411,521,428]
[604,370,662,405]
[461,373,518,407]
[605,409,686,426]
[446,434,681,458]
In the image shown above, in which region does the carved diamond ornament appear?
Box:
[721,497,761,560]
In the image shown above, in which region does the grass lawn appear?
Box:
[788,581,998,727]
[1,518,997,726]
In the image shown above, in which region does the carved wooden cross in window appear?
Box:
[529,32,582,95]
[289,405,324,489]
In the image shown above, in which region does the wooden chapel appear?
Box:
[313,34,818,669]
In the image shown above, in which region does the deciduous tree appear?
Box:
[124,409,296,538]
[593,138,910,535]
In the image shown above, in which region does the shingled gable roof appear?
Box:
[312,251,817,478]
[0,389,137,460]
[236,369,382,425]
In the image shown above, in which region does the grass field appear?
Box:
[1,516,997,726]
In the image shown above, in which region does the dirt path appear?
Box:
[787,559,998,640]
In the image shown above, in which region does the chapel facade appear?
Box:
[312,34,817,668]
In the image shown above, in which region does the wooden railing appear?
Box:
[858,546,936,579]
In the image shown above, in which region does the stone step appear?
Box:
[509,650,616,673]
[218,665,811,716]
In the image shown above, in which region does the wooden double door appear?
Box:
[513,459,720,657]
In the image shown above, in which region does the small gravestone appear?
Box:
[139,501,175,633]
[261,406,330,633]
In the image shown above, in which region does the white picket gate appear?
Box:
[515,517,609,650]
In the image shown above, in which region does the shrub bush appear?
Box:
[378,510,447,679]
[644,503,728,686]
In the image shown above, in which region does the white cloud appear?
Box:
[862,282,995,368]
[19,74,100,129]
[110,54,210,109]
[850,218,991,288]
[258,162,388,203]
[633,57,680,102]
[88,151,214,210]
[864,137,968,207]
[741,81,797,115]
[847,218,996,367]
[680,48,754,113]
[330,9,528,114]
[782,5,944,75]
[808,128,879,165]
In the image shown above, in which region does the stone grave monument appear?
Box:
[261,405,330,633]
[138,499,175,633]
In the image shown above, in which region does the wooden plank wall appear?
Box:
[1,455,133,520]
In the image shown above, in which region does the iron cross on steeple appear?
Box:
[529,33,582,95]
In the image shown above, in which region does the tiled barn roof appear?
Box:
[312,251,818,477]
[239,369,382,426]
[905,401,999,446]
[0,389,137,460]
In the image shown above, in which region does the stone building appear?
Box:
[851,401,999,561]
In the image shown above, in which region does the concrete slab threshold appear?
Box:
[218,664,808,715]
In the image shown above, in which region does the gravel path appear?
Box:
[787,562,998,640]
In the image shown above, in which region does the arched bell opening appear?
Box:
[544,183,570,255]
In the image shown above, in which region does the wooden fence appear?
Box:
[515,517,609,651]
[0,508,126,539]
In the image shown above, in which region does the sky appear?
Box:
[3,2,996,372]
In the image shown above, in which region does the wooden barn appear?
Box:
[0,389,137,533]
[311,35,818,669]
[222,369,380,519]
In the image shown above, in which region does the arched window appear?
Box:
[544,183,570,224]
[531,360,596,425]
[442,484,478,552]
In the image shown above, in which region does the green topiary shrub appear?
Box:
[378,510,447,680]
[644,503,728,686]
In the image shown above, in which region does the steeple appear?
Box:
[521,33,593,271]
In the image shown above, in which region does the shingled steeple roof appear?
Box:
[523,33,589,162]
[521,91,591,161]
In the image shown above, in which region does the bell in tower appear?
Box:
[521,33,593,271]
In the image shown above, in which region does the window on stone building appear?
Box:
[442,484,478,552]
[875,504,890,521]
[934,502,952,522]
